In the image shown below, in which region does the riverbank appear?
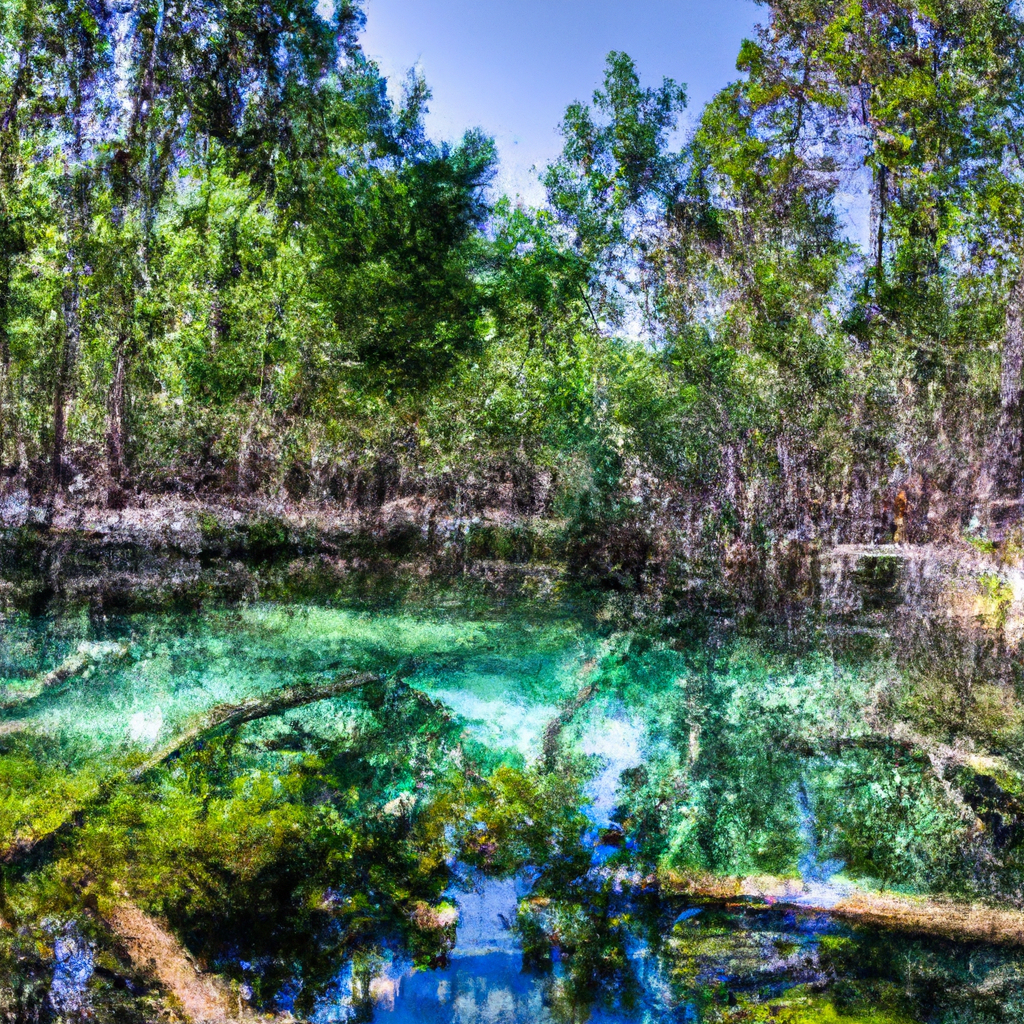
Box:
[2,493,1022,661]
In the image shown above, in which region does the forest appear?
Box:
[1,0,1022,556]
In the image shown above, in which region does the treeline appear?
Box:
[0,0,1023,534]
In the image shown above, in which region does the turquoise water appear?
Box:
[1,585,1022,1021]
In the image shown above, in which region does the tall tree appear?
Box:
[0,0,41,477]
[307,72,497,389]
[543,51,687,337]
[740,0,1024,486]
[49,1,110,492]
[663,26,851,463]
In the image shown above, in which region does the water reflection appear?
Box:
[308,891,1024,1023]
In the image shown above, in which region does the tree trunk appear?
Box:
[51,386,65,489]
[106,331,128,507]
[993,263,1024,496]
[53,95,88,497]
[52,274,81,491]
[870,164,888,287]
[0,260,11,476]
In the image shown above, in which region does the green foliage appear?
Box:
[539,51,686,359]
[420,762,592,878]
[0,0,1019,537]
[311,128,497,385]
[7,3,1024,1012]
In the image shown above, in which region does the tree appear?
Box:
[309,99,496,387]
[661,27,852,491]
[543,51,687,337]
[730,0,1024,491]
[0,0,43,478]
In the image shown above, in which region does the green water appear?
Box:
[1,581,1022,1022]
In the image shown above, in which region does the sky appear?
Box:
[359,0,762,203]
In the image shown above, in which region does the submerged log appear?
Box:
[130,670,382,780]
[543,682,598,767]
[542,655,605,769]
[0,641,129,712]
[661,869,1024,946]
[1,670,384,866]
[781,727,1023,828]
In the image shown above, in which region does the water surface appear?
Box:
[1,581,1021,1021]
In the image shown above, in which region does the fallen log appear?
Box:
[0,896,278,1022]
[105,900,242,1024]
[130,671,381,780]
[1,670,384,866]
[0,896,293,1023]
[542,657,600,769]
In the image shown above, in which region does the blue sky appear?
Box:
[360,0,761,202]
